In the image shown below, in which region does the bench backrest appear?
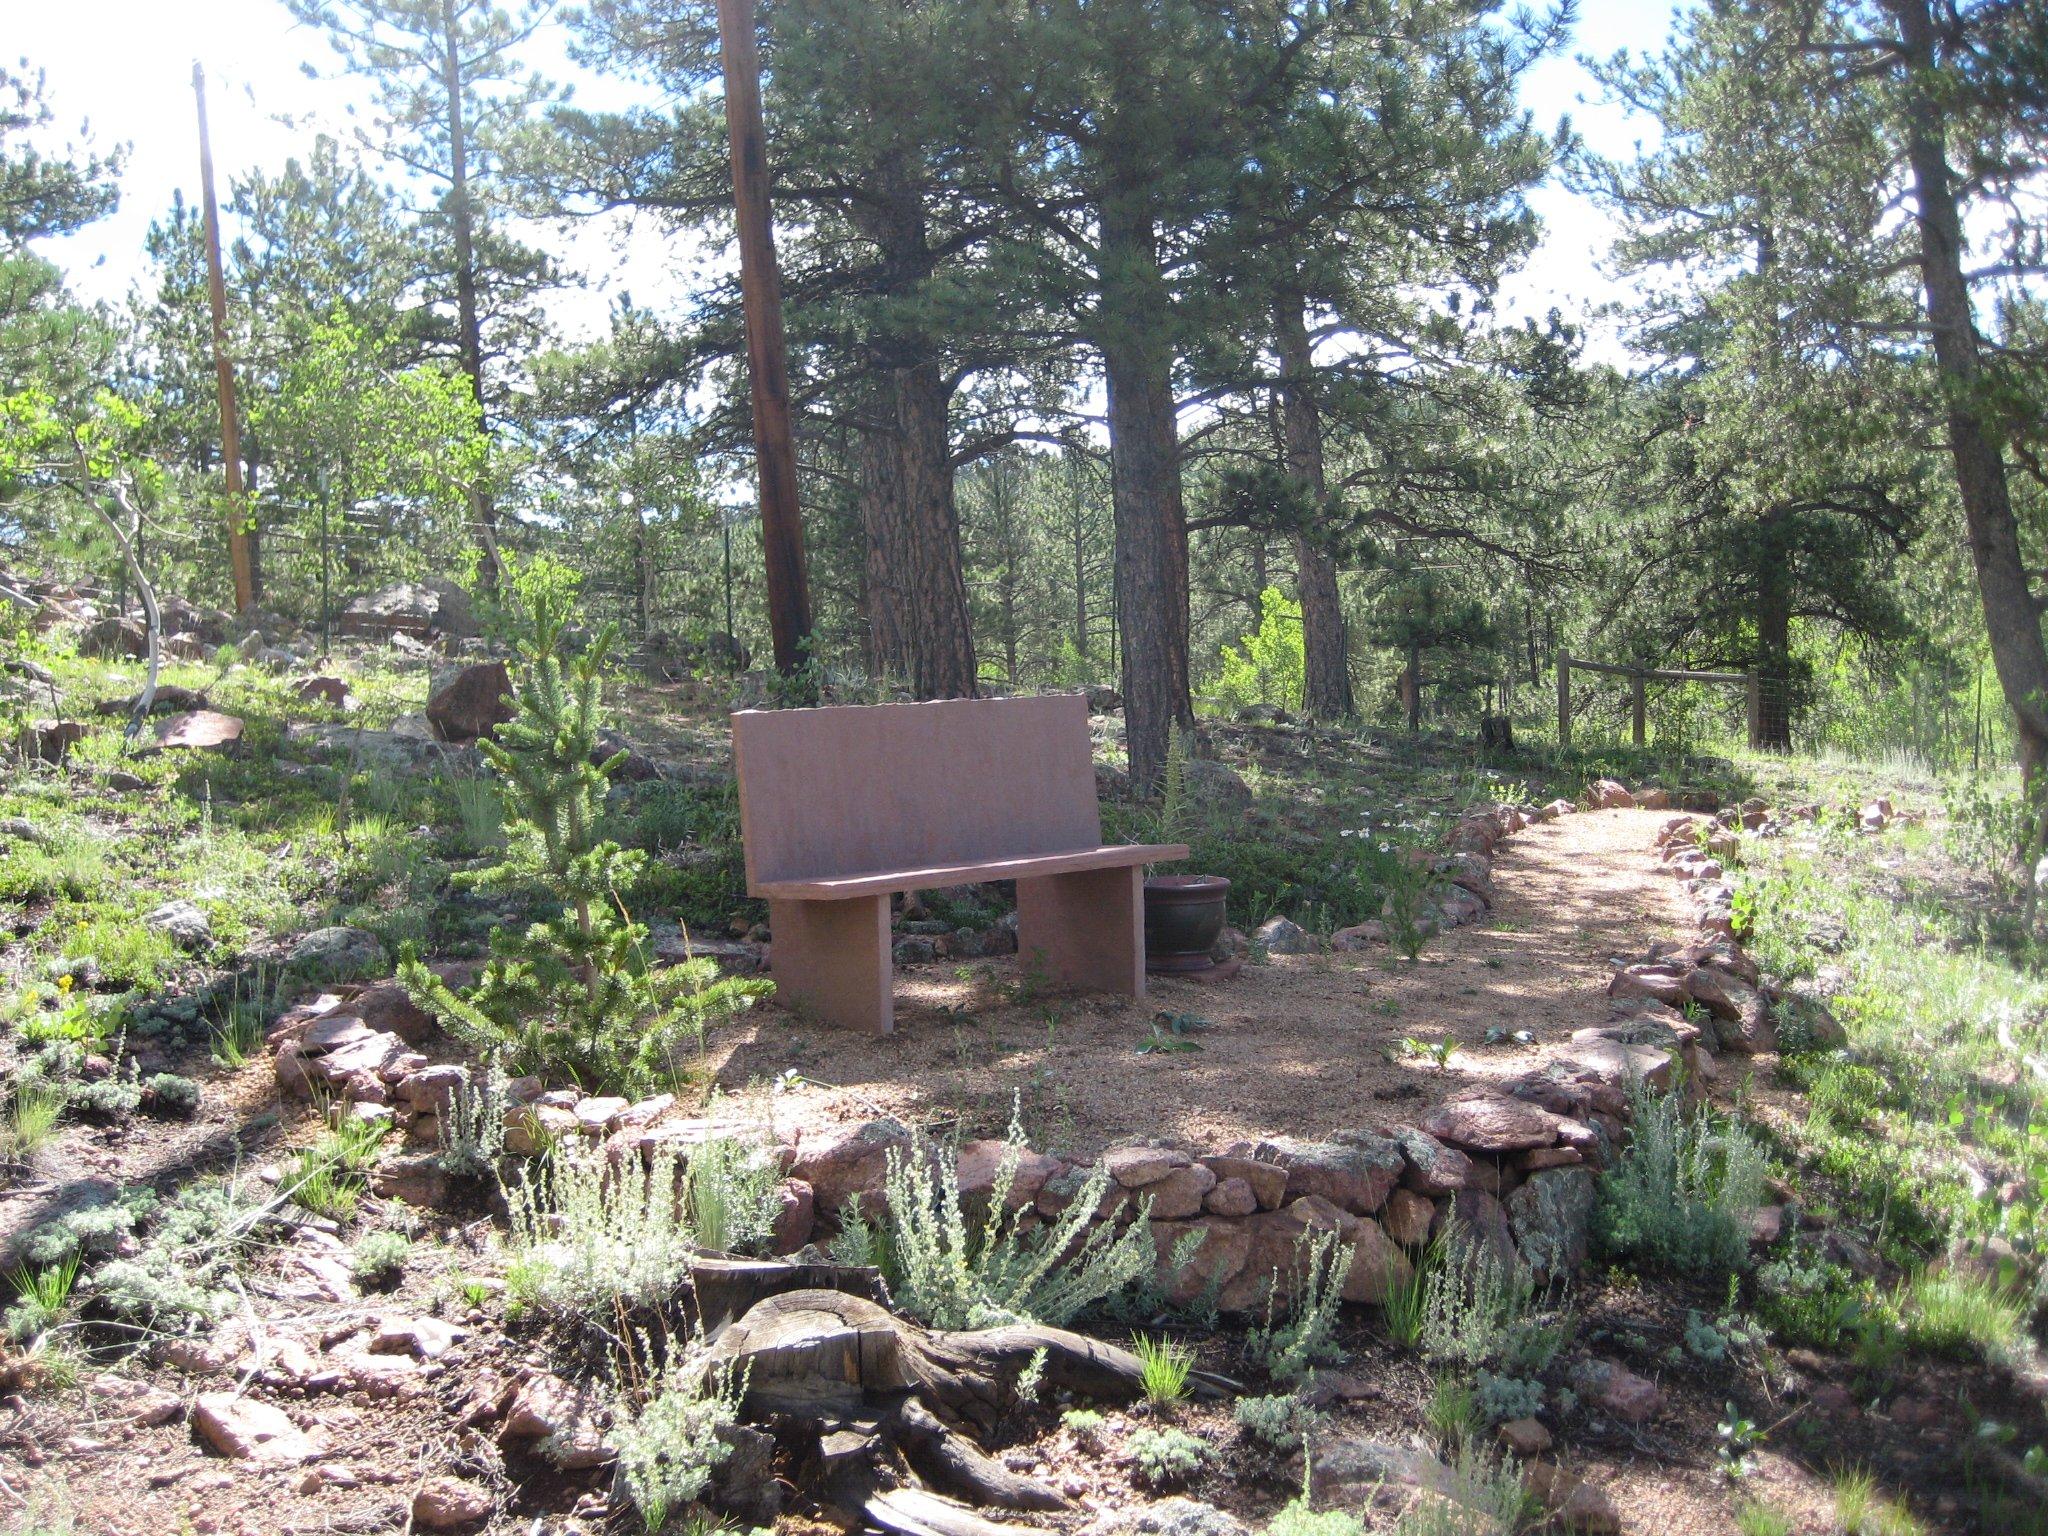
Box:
[731,694,1102,887]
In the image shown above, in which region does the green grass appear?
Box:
[1831,1464,1925,1536]
[1735,1502,1791,1536]
[1,1082,66,1160]
[1132,1332,1196,1407]
[1901,1267,2026,1359]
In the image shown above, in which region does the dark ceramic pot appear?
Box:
[1143,874,1230,973]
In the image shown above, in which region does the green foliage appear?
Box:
[350,1230,412,1288]
[91,1177,255,1330]
[681,1135,782,1257]
[400,588,771,1093]
[1211,586,1306,715]
[1474,1370,1544,1424]
[141,1073,201,1117]
[1234,1392,1324,1452]
[1419,1233,1536,1368]
[435,1063,508,1178]
[4,1255,78,1343]
[1128,1426,1208,1488]
[1246,1230,1351,1382]
[506,1148,694,1317]
[611,1345,743,1534]
[1901,1267,2025,1359]
[1266,1503,1364,1536]
[1597,1078,1765,1278]
[1,1081,64,1160]
[834,1123,1155,1330]
[1132,1332,1196,1407]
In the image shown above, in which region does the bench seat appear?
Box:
[755,842,1188,901]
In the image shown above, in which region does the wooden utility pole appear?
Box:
[193,63,257,613]
[715,0,812,676]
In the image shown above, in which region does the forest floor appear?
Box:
[718,807,1690,1159]
[3,633,2042,1536]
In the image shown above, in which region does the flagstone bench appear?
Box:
[732,694,1186,1035]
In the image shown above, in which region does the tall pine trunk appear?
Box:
[851,172,978,699]
[440,0,501,592]
[1098,177,1192,792]
[1895,0,2048,789]
[1275,291,1352,719]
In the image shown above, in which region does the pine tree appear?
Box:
[400,580,772,1092]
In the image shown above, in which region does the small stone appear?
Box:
[192,1394,315,1462]
[369,1316,465,1360]
[1497,1417,1551,1457]
[1204,1176,1259,1217]
[1574,1359,1663,1425]
[1254,916,1313,955]
[412,1476,494,1529]
[1557,1482,1621,1534]
[1102,1145,1187,1188]
[574,1096,630,1133]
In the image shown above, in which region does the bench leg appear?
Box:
[1014,865,1146,998]
[767,896,894,1036]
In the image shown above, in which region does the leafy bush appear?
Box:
[1474,1370,1544,1424]
[1247,1230,1352,1382]
[141,1073,200,1117]
[23,1188,156,1268]
[612,1346,743,1534]
[399,590,772,1093]
[1391,1440,1537,1536]
[91,1178,254,1330]
[682,1136,783,1256]
[1234,1392,1324,1452]
[350,1231,411,1288]
[833,1125,1155,1330]
[1597,1078,1765,1278]
[1211,586,1306,715]
[506,1148,693,1317]
[1129,1426,1208,1487]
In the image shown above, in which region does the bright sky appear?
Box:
[16,0,1678,359]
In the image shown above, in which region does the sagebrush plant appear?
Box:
[1129,1426,1208,1487]
[399,586,772,1093]
[832,1119,1155,1329]
[1266,1503,1364,1536]
[350,1230,411,1287]
[1474,1370,1544,1424]
[506,1147,694,1316]
[611,1342,744,1534]
[1597,1076,1765,1278]
[1391,1439,1536,1536]
[682,1135,783,1256]
[435,1062,508,1177]
[1233,1392,1324,1451]
[91,1177,255,1330]
[1420,1228,1536,1367]
[1247,1230,1351,1382]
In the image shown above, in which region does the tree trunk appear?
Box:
[1754,542,1792,751]
[1098,180,1192,792]
[1894,0,2048,787]
[1406,641,1421,732]
[858,392,913,683]
[441,0,502,592]
[1275,291,1352,719]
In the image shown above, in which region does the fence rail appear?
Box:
[1558,651,1786,750]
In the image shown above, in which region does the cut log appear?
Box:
[889,1398,1070,1512]
[686,1254,889,1333]
[702,1288,1224,1435]
[862,1486,1056,1536]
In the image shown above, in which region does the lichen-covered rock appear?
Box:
[1254,916,1313,955]
[1419,1095,1562,1154]
[1505,1167,1596,1281]
[287,926,390,984]
[1260,1133,1402,1214]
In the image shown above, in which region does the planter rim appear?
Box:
[1145,873,1231,893]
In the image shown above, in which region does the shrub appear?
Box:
[682,1136,782,1256]
[91,1178,253,1330]
[1266,1502,1364,1536]
[611,1346,743,1534]
[66,1062,142,1122]
[1596,1078,1765,1278]
[1129,1426,1208,1487]
[834,1125,1155,1330]
[1133,1332,1196,1407]
[1474,1370,1544,1424]
[435,1064,507,1178]
[399,590,772,1094]
[1420,1232,1535,1367]
[350,1231,411,1288]
[142,1073,201,1117]
[505,1147,759,1315]
[1247,1230,1351,1382]
[1392,1440,1536,1536]
[1234,1392,1324,1452]
[1424,1374,1479,1444]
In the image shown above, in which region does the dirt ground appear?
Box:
[713,807,1691,1158]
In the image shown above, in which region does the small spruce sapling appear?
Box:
[400,583,771,1092]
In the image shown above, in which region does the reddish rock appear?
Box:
[1675,934,1760,985]
[1419,1096,1563,1154]
[369,1316,465,1360]
[349,981,437,1044]
[1339,1216,1413,1303]
[1498,1417,1552,1457]
[502,1372,613,1467]
[1151,1218,1255,1307]
[413,1477,494,1529]
[1143,1162,1220,1220]
[790,1118,911,1216]
[772,1178,816,1253]
[294,676,354,710]
[1260,1133,1403,1214]
[1575,1359,1663,1424]
[154,709,243,750]
[426,661,514,744]
[1634,786,1672,811]
[1381,1188,1435,1248]
[1607,962,1690,1009]
[193,1393,315,1462]
[18,719,85,763]
[1440,1188,1519,1273]
[504,1103,579,1156]
[1394,1127,1473,1195]
[1558,1482,1621,1534]
[1102,1145,1188,1188]
[1204,1176,1259,1217]
[1201,1153,1290,1210]
[1589,778,1635,809]
[956,1139,1061,1213]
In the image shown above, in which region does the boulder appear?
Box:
[955,1139,1062,1214]
[287,926,390,985]
[413,1478,494,1530]
[1589,778,1634,810]
[153,709,243,751]
[18,719,84,763]
[1205,1176,1259,1217]
[789,1118,911,1216]
[500,1371,613,1468]
[294,676,355,710]
[1254,916,1313,955]
[1395,1127,1474,1195]
[1607,962,1690,1009]
[339,579,477,641]
[1504,1167,1596,1280]
[772,1179,816,1253]
[192,1393,315,1462]
[1184,758,1253,818]
[145,899,212,949]
[427,661,515,744]
[81,615,147,658]
[1572,1359,1663,1425]
[1419,1096,1563,1154]
[1201,1153,1289,1210]
[1381,1188,1435,1248]
[1151,1218,1255,1308]
[1260,1133,1403,1214]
